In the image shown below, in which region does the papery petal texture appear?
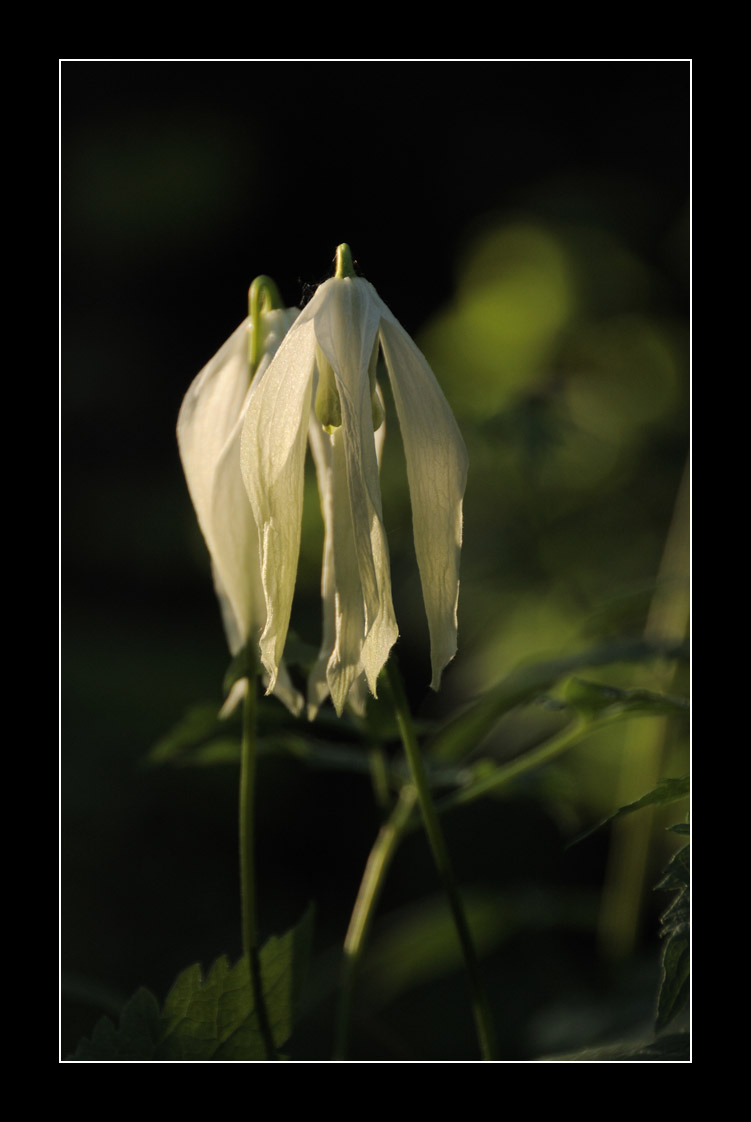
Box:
[307,393,387,719]
[240,318,317,690]
[178,319,256,651]
[236,264,467,718]
[313,280,398,698]
[178,308,303,715]
[375,294,469,689]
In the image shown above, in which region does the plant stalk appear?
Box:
[334,785,418,1060]
[386,661,498,1061]
[240,672,277,1060]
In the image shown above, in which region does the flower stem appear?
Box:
[239,669,277,1060]
[334,785,418,1060]
[385,660,498,1061]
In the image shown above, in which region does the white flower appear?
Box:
[177,298,303,716]
[240,258,468,717]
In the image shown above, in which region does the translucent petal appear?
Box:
[313,280,383,626]
[177,320,255,650]
[326,430,369,713]
[177,321,249,554]
[376,302,469,689]
[314,280,398,697]
[307,395,387,719]
[209,407,264,651]
[306,418,336,719]
[240,318,317,691]
[178,311,303,715]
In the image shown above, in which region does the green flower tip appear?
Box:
[249,275,283,316]
[335,244,356,279]
[248,275,283,376]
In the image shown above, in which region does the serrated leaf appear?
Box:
[71,908,314,1061]
[71,988,161,1060]
[655,843,690,1031]
[158,904,314,1059]
[656,935,690,1031]
[656,843,690,895]
[540,1033,689,1062]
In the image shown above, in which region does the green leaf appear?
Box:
[655,844,690,1031]
[148,703,239,767]
[540,1033,689,1062]
[562,678,689,719]
[569,776,690,845]
[656,843,690,895]
[70,988,161,1060]
[71,907,314,1061]
[429,637,687,763]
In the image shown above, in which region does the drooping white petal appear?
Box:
[177,321,249,559]
[307,395,387,719]
[208,404,264,652]
[178,309,303,715]
[326,429,370,714]
[178,311,300,650]
[240,317,317,691]
[314,279,398,696]
[376,297,469,689]
[306,417,337,719]
[178,319,258,650]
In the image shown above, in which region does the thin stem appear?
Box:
[239,671,277,1060]
[386,661,498,1061]
[334,786,418,1060]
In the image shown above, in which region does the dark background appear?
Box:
[62,61,689,1060]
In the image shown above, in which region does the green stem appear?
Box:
[334,785,418,1060]
[386,661,498,1061]
[239,671,277,1060]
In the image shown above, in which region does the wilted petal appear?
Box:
[326,430,369,713]
[377,303,469,689]
[240,319,317,690]
[307,394,387,719]
[306,417,336,718]
[314,280,398,697]
[314,281,383,627]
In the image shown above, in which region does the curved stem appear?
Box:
[248,274,283,375]
[239,672,277,1060]
[334,785,418,1060]
[386,661,498,1061]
